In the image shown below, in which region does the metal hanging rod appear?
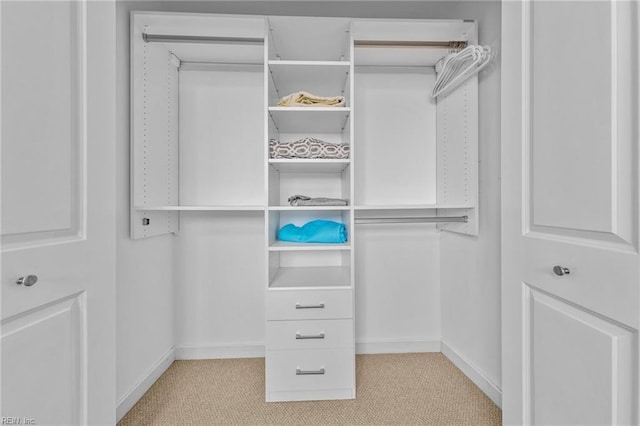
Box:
[354,40,467,49]
[142,33,264,45]
[179,62,264,71]
[355,216,468,225]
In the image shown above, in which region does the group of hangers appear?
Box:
[431,45,493,99]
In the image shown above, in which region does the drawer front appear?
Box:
[266,319,353,350]
[266,289,352,320]
[266,348,354,392]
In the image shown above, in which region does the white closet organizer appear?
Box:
[131,12,478,402]
[130,13,267,239]
[264,16,355,402]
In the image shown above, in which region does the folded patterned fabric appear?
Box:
[269,137,350,159]
[277,220,347,244]
[277,91,346,107]
[288,195,348,207]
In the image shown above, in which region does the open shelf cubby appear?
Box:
[269,265,351,289]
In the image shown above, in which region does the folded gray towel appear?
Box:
[269,138,350,159]
[288,195,348,207]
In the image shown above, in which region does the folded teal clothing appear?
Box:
[277,220,347,243]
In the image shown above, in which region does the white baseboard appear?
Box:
[175,339,440,359]
[176,343,265,360]
[356,337,441,354]
[441,341,502,408]
[117,347,176,422]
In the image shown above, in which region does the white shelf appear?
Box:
[269,106,350,112]
[269,206,350,211]
[269,241,351,251]
[269,266,351,288]
[268,61,350,102]
[268,16,351,62]
[268,159,350,173]
[353,204,476,211]
[136,205,264,211]
[268,107,350,134]
[268,60,350,67]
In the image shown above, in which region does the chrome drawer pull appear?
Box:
[553,265,570,276]
[296,368,325,375]
[16,275,38,287]
[296,332,325,340]
[295,303,325,309]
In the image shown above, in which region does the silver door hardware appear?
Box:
[295,303,325,309]
[553,266,570,276]
[16,275,38,286]
[296,368,325,375]
[296,333,325,340]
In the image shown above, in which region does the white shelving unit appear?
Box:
[131,12,479,404]
[268,60,351,101]
[269,206,350,211]
[268,159,350,173]
[264,16,356,403]
[268,107,351,134]
[268,241,351,251]
[269,266,351,289]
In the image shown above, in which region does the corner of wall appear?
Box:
[116,347,176,422]
[115,0,177,413]
[441,341,502,407]
[439,0,503,396]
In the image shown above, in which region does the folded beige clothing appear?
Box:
[277,91,346,107]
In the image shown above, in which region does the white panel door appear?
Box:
[1,1,115,424]
[502,1,639,425]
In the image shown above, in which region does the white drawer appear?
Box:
[266,319,353,350]
[266,348,354,392]
[266,289,352,320]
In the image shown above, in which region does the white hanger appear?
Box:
[432,46,473,93]
[432,46,487,97]
[438,46,491,97]
[432,46,478,92]
[432,45,493,99]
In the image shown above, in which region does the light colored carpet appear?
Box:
[118,353,501,425]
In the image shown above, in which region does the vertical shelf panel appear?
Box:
[436,76,479,236]
[131,17,180,239]
[130,12,266,239]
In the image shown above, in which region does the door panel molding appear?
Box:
[1,0,87,250]
[522,283,636,425]
[1,292,87,424]
[522,0,637,251]
[524,228,637,253]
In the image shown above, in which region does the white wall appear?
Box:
[175,213,266,358]
[115,2,176,419]
[353,68,441,352]
[116,0,502,417]
[174,66,266,358]
[438,1,503,405]
[355,227,441,352]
